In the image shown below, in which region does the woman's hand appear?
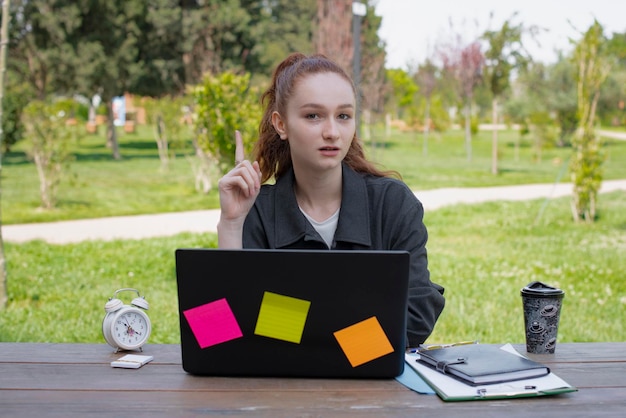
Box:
[217,130,262,248]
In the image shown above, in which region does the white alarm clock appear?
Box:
[102,288,151,352]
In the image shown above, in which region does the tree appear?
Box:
[314,1,386,142]
[314,0,353,71]
[142,95,191,172]
[414,59,438,155]
[546,58,579,146]
[21,98,82,209]
[0,0,12,308]
[0,75,29,153]
[247,0,316,77]
[193,71,261,190]
[597,32,626,126]
[385,68,418,121]
[570,21,612,223]
[72,1,186,160]
[181,0,257,84]
[357,1,387,139]
[440,40,484,160]
[482,12,533,174]
[8,0,187,159]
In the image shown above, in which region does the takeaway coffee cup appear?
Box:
[521,281,565,354]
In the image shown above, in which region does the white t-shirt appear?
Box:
[300,207,339,249]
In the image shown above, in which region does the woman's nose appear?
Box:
[322,119,340,140]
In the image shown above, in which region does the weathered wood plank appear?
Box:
[0,343,182,364]
[2,342,624,364]
[1,360,624,391]
[1,342,625,418]
[0,388,624,418]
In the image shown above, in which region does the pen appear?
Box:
[418,340,479,351]
[476,386,539,398]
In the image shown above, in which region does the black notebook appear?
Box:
[417,344,550,386]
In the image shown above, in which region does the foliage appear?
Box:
[385,68,418,119]
[7,0,189,159]
[192,71,261,178]
[2,0,625,145]
[506,59,578,161]
[2,191,626,344]
[527,111,559,162]
[21,98,82,209]
[181,0,256,81]
[0,83,29,152]
[248,0,316,78]
[7,0,186,99]
[546,59,579,145]
[600,32,626,126]
[481,12,531,98]
[570,21,612,222]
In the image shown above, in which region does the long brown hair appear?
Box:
[254,52,399,183]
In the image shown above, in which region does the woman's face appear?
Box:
[273,72,356,175]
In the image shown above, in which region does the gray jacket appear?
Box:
[243,163,445,346]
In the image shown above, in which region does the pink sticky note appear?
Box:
[183,298,243,348]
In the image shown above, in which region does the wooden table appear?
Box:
[1,342,624,417]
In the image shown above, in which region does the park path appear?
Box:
[3,179,626,244]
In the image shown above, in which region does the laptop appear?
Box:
[175,248,409,378]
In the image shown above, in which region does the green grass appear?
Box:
[425,191,626,344]
[2,192,624,344]
[371,128,626,189]
[2,126,220,224]
[3,124,626,224]
[1,123,625,344]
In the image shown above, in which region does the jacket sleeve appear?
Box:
[389,188,445,347]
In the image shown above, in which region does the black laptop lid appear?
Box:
[175,248,409,378]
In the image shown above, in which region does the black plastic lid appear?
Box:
[520,281,564,298]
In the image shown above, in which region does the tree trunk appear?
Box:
[106,102,121,160]
[491,97,498,175]
[34,153,54,209]
[464,101,472,161]
[423,98,430,156]
[154,116,170,172]
[0,0,12,309]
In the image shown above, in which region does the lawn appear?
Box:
[2,191,624,345]
[3,124,626,224]
[1,124,625,344]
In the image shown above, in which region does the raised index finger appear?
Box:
[235,130,244,165]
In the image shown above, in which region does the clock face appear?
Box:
[112,309,150,349]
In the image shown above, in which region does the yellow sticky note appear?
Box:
[254,291,311,344]
[334,316,394,367]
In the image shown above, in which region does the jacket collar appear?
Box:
[273,163,372,248]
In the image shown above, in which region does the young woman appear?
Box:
[217,52,444,347]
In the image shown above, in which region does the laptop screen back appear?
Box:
[175,248,409,378]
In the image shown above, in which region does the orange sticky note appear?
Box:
[333,316,394,367]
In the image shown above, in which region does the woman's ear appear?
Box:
[271,111,288,140]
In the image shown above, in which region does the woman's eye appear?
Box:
[305,113,319,120]
[338,114,351,120]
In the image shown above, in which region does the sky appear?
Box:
[375,0,626,69]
